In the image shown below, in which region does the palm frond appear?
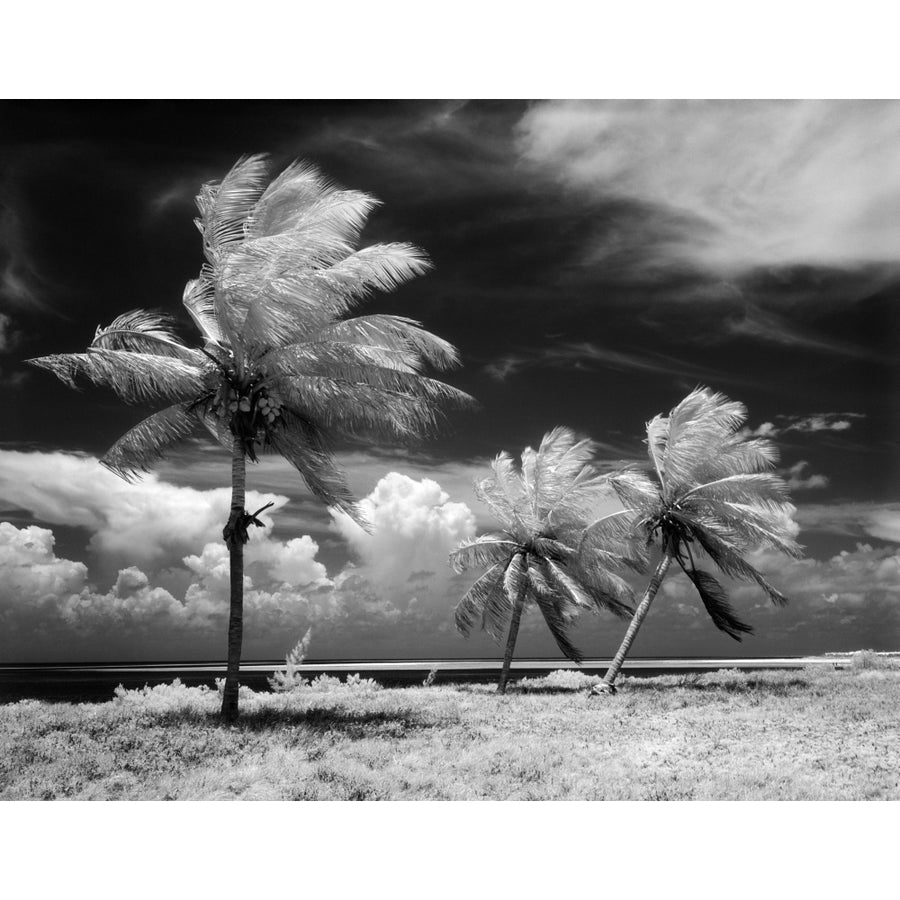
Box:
[101,403,200,481]
[266,409,362,525]
[28,349,208,405]
[685,499,802,558]
[523,427,604,520]
[571,558,637,618]
[656,388,748,492]
[197,153,270,259]
[579,510,649,573]
[245,160,333,238]
[183,272,225,347]
[454,563,507,639]
[230,268,362,347]
[253,188,378,249]
[689,524,790,606]
[678,563,754,640]
[645,413,669,488]
[273,374,450,442]
[312,315,461,371]
[542,559,594,610]
[694,436,779,479]
[91,309,198,360]
[680,472,791,505]
[264,342,469,403]
[245,161,378,247]
[449,535,518,573]
[503,552,528,604]
[608,468,658,512]
[530,536,575,562]
[532,590,584,663]
[526,557,555,599]
[316,242,432,299]
[472,452,530,534]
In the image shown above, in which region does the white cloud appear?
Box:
[796,501,900,544]
[0,520,341,659]
[783,461,829,491]
[0,450,285,572]
[517,100,900,273]
[0,201,49,310]
[748,413,864,438]
[0,457,486,660]
[484,341,710,384]
[330,472,476,609]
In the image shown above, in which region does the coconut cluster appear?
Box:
[211,382,284,434]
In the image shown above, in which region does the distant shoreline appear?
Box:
[5,654,898,703]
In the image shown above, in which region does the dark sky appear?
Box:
[2,100,899,663]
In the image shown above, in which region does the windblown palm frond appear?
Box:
[91,309,199,360]
[680,566,754,640]
[449,534,521,573]
[454,562,509,641]
[28,349,209,404]
[182,274,224,347]
[451,428,640,688]
[101,403,201,481]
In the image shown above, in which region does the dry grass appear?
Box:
[2,667,899,800]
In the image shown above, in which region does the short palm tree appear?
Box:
[593,387,801,694]
[29,154,470,720]
[450,427,639,693]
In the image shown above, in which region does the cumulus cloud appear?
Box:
[0,520,342,661]
[330,472,476,610]
[516,100,900,274]
[0,457,485,661]
[0,450,285,572]
[640,539,900,656]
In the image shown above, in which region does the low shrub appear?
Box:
[850,650,897,671]
[517,669,600,692]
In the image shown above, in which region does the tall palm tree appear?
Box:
[592,387,801,694]
[29,154,470,720]
[450,427,640,693]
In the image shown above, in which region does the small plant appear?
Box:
[268,628,313,693]
[423,666,439,687]
[850,650,897,671]
[344,673,381,691]
[518,669,600,692]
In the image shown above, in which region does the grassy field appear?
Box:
[2,664,899,800]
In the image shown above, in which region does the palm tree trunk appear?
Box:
[221,436,246,722]
[497,579,527,695]
[594,552,673,695]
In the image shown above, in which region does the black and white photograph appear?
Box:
[2,19,900,868]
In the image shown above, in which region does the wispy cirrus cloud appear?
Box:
[795,501,900,544]
[0,198,51,312]
[723,301,894,364]
[484,340,714,383]
[516,100,900,275]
